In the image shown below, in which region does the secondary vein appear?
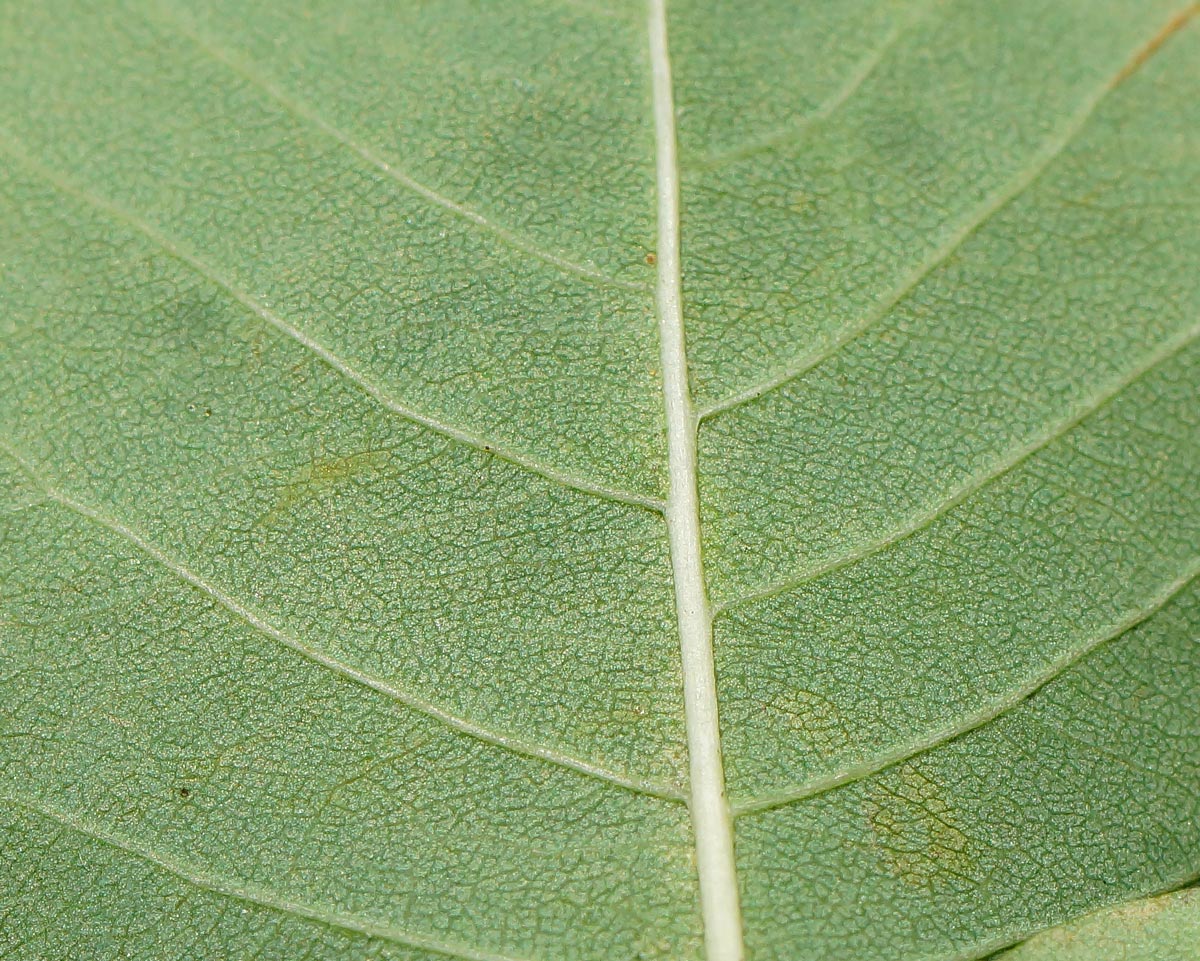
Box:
[714,321,1200,615]
[0,132,664,514]
[697,0,944,170]
[646,2,744,958]
[0,439,683,802]
[697,3,1199,420]
[154,4,644,293]
[730,561,1200,816]
[3,795,535,961]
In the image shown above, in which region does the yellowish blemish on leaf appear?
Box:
[770,689,851,758]
[865,763,976,890]
[256,449,389,530]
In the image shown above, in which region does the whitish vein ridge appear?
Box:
[732,560,1200,815]
[697,3,1200,419]
[715,320,1200,614]
[699,0,944,169]
[156,5,644,293]
[647,2,744,958]
[0,439,682,801]
[4,795,533,961]
[0,132,663,514]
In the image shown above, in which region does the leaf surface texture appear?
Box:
[0,1,1197,959]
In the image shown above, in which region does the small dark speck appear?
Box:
[483,445,494,452]
[178,786,191,799]
[645,252,657,265]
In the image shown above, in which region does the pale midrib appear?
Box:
[3,795,533,961]
[154,4,644,294]
[0,438,682,802]
[647,3,744,960]
[0,132,664,515]
[2,7,1190,961]
[695,5,1196,420]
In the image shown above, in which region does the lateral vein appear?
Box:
[731,561,1200,817]
[698,0,944,169]
[2,795,535,961]
[0,439,684,802]
[0,132,664,514]
[148,4,644,293]
[715,321,1200,615]
[698,4,1199,419]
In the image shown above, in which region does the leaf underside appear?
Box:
[994,887,1200,961]
[0,1,1197,960]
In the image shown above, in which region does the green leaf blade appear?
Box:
[1,2,1197,960]
[735,578,1200,960]
[996,887,1200,961]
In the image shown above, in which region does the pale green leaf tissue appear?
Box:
[996,888,1200,961]
[0,1,1197,960]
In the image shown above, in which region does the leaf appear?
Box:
[995,888,1200,961]
[0,1,1197,960]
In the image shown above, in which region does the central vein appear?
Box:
[647,2,744,958]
